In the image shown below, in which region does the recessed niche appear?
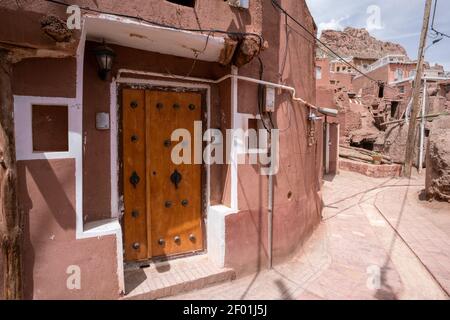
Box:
[32,104,69,152]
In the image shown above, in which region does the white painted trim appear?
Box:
[13,96,78,161]
[110,81,119,219]
[230,66,239,211]
[207,205,237,268]
[325,122,330,174]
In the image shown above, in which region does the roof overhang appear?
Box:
[83,14,235,64]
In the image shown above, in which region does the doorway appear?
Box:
[121,88,204,262]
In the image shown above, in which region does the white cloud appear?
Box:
[317,17,348,36]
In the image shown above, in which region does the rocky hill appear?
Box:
[318,27,408,60]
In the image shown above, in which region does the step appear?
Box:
[123,255,236,300]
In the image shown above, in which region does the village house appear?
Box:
[0,0,328,300]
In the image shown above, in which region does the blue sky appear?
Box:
[305,0,450,70]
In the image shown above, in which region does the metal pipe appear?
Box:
[419,79,427,173]
[117,68,318,110]
[268,166,274,269]
[324,122,330,174]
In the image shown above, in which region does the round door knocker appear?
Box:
[165,201,172,208]
[181,199,189,207]
[188,104,196,111]
[173,103,180,110]
[158,238,165,246]
[131,135,138,142]
[130,101,138,109]
[174,236,181,244]
[156,102,164,110]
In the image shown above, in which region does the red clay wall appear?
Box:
[12,58,76,98]
[353,64,390,93]
[18,159,119,299]
[223,0,322,274]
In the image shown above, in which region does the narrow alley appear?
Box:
[165,171,450,300]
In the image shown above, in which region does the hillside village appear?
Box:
[316,27,450,201]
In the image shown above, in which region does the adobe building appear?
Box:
[0,0,324,299]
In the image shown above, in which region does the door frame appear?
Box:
[111,77,211,263]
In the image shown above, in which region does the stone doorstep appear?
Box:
[122,255,236,300]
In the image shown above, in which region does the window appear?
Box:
[398,86,405,94]
[166,0,195,7]
[316,66,322,80]
[32,105,68,152]
[391,102,399,118]
[395,68,404,81]
[337,67,341,72]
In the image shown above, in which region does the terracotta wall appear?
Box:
[353,64,390,93]
[18,159,118,299]
[0,0,262,51]
[12,58,76,98]
[223,0,322,274]
[316,58,331,87]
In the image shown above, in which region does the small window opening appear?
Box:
[316,66,322,80]
[391,102,399,118]
[166,0,195,7]
[378,83,385,98]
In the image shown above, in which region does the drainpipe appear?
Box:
[268,143,274,269]
[419,79,427,173]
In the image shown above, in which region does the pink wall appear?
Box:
[18,159,119,299]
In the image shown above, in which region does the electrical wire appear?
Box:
[431,0,450,38]
[271,0,382,85]
[44,0,265,48]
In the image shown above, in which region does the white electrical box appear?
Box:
[96,112,110,130]
[228,0,249,9]
[265,86,276,112]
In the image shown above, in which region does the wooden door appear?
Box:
[122,88,203,262]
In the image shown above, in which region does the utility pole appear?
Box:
[404,0,433,177]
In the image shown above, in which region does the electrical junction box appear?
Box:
[96,112,110,130]
[264,86,276,112]
[227,0,249,9]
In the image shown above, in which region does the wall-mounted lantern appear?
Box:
[94,40,115,80]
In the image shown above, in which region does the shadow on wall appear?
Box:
[17,159,76,300]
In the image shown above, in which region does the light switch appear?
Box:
[96,112,110,130]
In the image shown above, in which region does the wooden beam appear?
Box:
[0,49,23,300]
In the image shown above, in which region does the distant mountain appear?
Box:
[317,27,408,60]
